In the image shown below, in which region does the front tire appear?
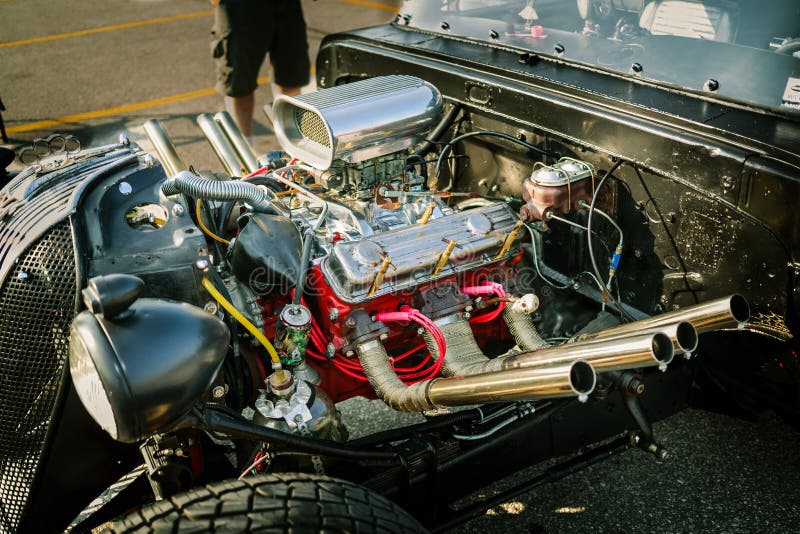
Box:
[106,473,427,533]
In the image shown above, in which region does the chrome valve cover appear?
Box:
[321,203,523,303]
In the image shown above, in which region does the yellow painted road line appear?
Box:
[0,1,395,49]
[6,76,270,135]
[0,10,213,49]
[338,0,397,12]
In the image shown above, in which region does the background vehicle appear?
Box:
[0,1,798,532]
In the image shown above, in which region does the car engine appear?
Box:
[0,74,756,532]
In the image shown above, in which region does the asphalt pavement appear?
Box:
[2,1,800,532]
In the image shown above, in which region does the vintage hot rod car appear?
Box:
[1,0,798,532]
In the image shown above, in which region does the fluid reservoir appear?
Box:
[520,158,595,221]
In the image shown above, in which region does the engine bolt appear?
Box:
[212,385,226,399]
[203,301,219,315]
[195,259,209,271]
[326,343,336,358]
[172,204,185,217]
[143,154,155,167]
[329,308,339,322]
[345,350,355,358]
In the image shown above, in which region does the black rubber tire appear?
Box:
[105,473,428,533]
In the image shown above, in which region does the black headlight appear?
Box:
[69,275,229,443]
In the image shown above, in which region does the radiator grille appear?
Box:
[294,108,331,148]
[0,223,76,533]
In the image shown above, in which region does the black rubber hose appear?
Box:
[201,407,400,464]
[162,171,277,213]
[411,103,463,161]
[292,229,315,305]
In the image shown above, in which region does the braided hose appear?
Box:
[422,317,504,376]
[162,170,276,213]
[503,307,550,351]
[357,340,433,412]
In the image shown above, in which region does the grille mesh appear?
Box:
[294,108,331,148]
[0,223,76,533]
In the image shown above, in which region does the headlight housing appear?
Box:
[68,275,230,443]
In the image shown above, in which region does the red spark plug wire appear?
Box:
[461,281,507,323]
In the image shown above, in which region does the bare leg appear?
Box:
[277,85,302,96]
[230,92,256,137]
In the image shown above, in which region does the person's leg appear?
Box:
[270,0,310,96]
[276,85,302,97]
[230,92,256,137]
[212,0,268,137]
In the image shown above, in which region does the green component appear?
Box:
[275,304,312,366]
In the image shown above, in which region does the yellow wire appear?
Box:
[201,278,282,368]
[195,199,230,245]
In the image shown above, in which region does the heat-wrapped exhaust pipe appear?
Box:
[197,113,249,176]
[422,316,495,377]
[499,332,674,373]
[421,305,550,377]
[357,339,596,412]
[503,306,550,351]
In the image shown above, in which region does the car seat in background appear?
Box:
[638,0,740,43]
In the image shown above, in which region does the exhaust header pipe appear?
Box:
[427,360,596,406]
[196,113,249,176]
[580,321,698,356]
[213,111,259,174]
[624,294,749,334]
[502,332,674,373]
[357,340,595,412]
[142,119,188,176]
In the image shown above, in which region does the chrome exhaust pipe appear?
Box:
[427,360,596,407]
[621,294,749,335]
[357,340,595,412]
[579,321,698,357]
[501,332,674,373]
[214,111,259,174]
[142,119,188,176]
[196,113,248,176]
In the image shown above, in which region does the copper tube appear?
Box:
[214,111,259,174]
[196,113,248,176]
[502,332,674,373]
[579,321,698,356]
[142,119,188,176]
[427,360,596,406]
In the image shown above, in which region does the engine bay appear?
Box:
[5,73,771,530]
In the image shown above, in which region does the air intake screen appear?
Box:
[294,108,331,148]
[0,223,76,533]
